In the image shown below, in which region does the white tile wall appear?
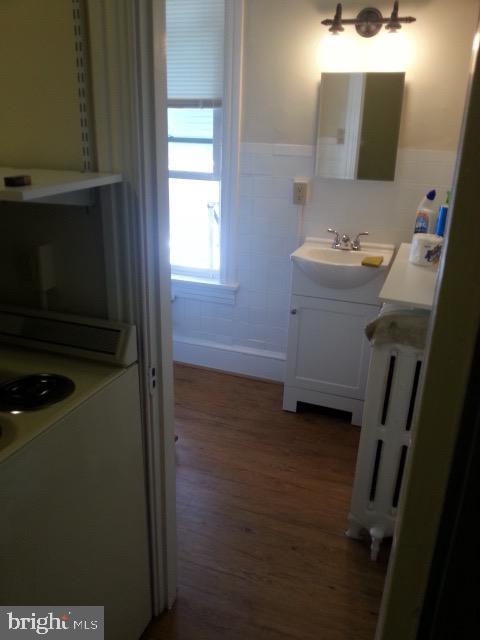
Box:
[305,147,457,246]
[172,142,457,372]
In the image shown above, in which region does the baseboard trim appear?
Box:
[173,336,286,382]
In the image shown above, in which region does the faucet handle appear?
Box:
[352,231,369,250]
[327,228,340,247]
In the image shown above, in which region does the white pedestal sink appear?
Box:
[291,238,394,289]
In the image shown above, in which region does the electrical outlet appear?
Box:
[293,180,309,205]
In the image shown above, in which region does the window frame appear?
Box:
[168,0,243,299]
[168,98,223,182]
[168,101,222,280]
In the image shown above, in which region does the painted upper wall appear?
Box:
[0,1,107,318]
[242,0,479,150]
[0,0,83,169]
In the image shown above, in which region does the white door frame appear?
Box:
[86,0,176,613]
[376,22,480,640]
[85,1,480,632]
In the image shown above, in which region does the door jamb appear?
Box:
[375,21,480,640]
[86,0,177,614]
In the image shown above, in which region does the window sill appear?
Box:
[171,274,239,305]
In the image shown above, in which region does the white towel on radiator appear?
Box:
[365,309,431,350]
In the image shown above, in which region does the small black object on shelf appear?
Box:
[4,175,32,187]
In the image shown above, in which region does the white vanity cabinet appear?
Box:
[283,246,393,426]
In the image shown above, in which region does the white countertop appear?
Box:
[379,243,438,310]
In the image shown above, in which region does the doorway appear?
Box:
[87,1,480,640]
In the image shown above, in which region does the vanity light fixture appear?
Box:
[322,1,416,38]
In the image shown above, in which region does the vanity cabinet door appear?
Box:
[286,295,379,400]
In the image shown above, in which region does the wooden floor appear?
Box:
[142,365,388,640]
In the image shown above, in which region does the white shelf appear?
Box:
[379,243,438,310]
[0,167,122,202]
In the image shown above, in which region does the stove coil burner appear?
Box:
[0,374,75,412]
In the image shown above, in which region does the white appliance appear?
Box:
[0,307,151,640]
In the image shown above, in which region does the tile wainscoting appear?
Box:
[172,142,457,381]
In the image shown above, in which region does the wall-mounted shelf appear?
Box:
[0,167,122,203]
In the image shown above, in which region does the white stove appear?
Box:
[0,345,126,463]
[0,307,151,640]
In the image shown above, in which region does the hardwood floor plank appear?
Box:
[142,365,388,640]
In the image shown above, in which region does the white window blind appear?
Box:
[166,0,225,103]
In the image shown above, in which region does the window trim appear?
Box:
[171,264,219,281]
[168,0,244,300]
[219,0,244,287]
[169,171,218,181]
[171,273,238,305]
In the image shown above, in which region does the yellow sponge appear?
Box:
[362,255,384,268]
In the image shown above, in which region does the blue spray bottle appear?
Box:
[434,190,451,237]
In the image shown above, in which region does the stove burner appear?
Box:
[0,374,75,412]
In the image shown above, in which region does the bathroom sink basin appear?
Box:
[291,239,395,289]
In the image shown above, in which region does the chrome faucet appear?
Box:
[327,228,352,250]
[351,232,369,251]
[328,229,369,251]
[327,228,341,249]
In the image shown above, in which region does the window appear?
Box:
[166,0,225,281]
[168,106,222,278]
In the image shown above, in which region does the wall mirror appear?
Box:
[315,72,405,181]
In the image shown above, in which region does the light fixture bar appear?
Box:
[322,2,416,37]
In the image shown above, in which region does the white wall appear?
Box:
[242,0,478,150]
[0,0,83,170]
[172,0,478,379]
[0,1,109,318]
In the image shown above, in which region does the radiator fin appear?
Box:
[369,440,384,503]
[381,355,396,425]
[405,360,422,431]
[392,446,408,509]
